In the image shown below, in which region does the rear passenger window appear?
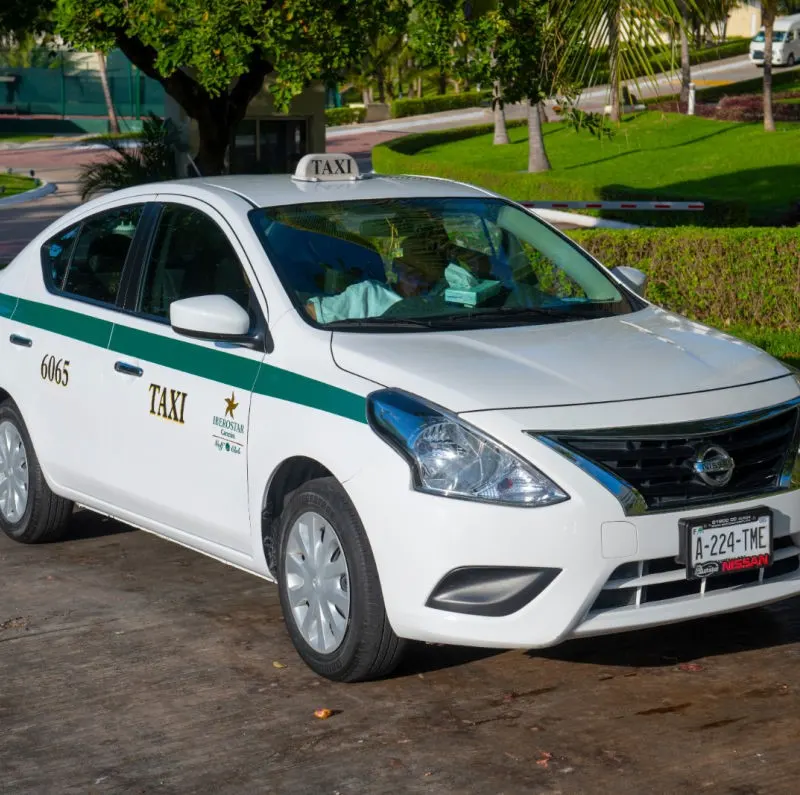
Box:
[42,206,143,305]
[42,224,80,288]
[139,205,252,320]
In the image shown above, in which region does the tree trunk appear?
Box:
[527,99,551,173]
[376,67,386,103]
[609,5,621,123]
[438,69,447,95]
[678,0,691,106]
[764,9,776,132]
[96,51,120,134]
[493,81,509,145]
[416,77,423,98]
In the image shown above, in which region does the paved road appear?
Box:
[579,53,800,106]
[3,509,800,794]
[0,147,104,262]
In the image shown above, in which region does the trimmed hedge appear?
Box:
[568,228,800,331]
[391,91,491,119]
[372,127,748,227]
[325,106,367,126]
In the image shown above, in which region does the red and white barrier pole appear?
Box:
[521,200,705,211]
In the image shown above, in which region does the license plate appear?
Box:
[680,508,773,580]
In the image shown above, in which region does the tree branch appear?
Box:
[228,58,274,117]
[114,31,208,115]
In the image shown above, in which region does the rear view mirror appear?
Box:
[612,266,648,297]
[170,294,260,348]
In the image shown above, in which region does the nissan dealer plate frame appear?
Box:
[679,507,773,580]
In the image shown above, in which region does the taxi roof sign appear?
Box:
[293,153,360,182]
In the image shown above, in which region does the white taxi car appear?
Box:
[1,153,799,682]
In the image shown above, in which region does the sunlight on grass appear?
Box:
[415,112,800,223]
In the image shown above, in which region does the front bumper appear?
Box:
[344,379,800,649]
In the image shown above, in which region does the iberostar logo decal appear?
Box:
[213,392,246,454]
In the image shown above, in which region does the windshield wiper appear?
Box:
[325,317,437,330]
[410,306,579,327]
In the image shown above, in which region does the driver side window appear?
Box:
[139,204,252,320]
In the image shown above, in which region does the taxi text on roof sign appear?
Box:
[293,153,360,182]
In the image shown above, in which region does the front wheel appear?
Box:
[0,399,73,543]
[788,53,796,67]
[276,476,406,682]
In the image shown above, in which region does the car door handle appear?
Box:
[9,334,32,347]
[114,361,143,377]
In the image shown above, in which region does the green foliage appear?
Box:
[408,0,468,82]
[466,0,563,106]
[324,106,367,126]
[78,113,182,200]
[560,107,616,140]
[54,0,394,112]
[391,90,490,117]
[568,227,800,331]
[0,0,54,37]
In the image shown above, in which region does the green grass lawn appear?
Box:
[0,133,56,144]
[388,112,800,224]
[0,173,38,198]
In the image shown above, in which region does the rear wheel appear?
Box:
[276,476,406,682]
[0,400,72,544]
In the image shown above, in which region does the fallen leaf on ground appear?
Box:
[536,751,553,769]
[678,663,704,672]
[314,708,334,720]
[0,617,29,631]
[272,661,286,669]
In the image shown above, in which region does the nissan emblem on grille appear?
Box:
[692,445,736,487]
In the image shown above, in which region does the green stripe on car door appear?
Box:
[4,293,367,423]
[13,296,113,348]
[0,294,18,319]
[110,324,262,393]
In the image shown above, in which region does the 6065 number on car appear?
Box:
[40,355,69,387]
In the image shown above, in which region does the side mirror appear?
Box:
[612,266,648,297]
[170,295,261,348]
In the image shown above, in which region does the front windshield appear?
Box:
[753,31,786,42]
[248,197,642,331]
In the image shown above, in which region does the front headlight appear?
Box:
[367,389,569,507]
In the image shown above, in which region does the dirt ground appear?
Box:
[2,509,800,795]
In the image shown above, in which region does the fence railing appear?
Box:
[0,48,166,119]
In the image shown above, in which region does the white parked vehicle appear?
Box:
[1,153,799,682]
[750,14,800,66]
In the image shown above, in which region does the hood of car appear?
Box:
[331,307,792,413]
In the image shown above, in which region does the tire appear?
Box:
[276,476,406,682]
[789,54,796,67]
[0,399,73,544]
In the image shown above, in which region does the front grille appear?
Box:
[590,535,800,613]
[753,50,764,59]
[541,402,800,513]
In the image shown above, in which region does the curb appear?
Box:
[0,178,57,208]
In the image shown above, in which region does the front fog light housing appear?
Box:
[367,389,569,507]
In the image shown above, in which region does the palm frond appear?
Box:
[78,113,184,201]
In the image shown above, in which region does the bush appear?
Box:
[325,106,367,126]
[390,91,490,119]
[568,227,800,331]
[649,92,800,122]
[373,126,748,227]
